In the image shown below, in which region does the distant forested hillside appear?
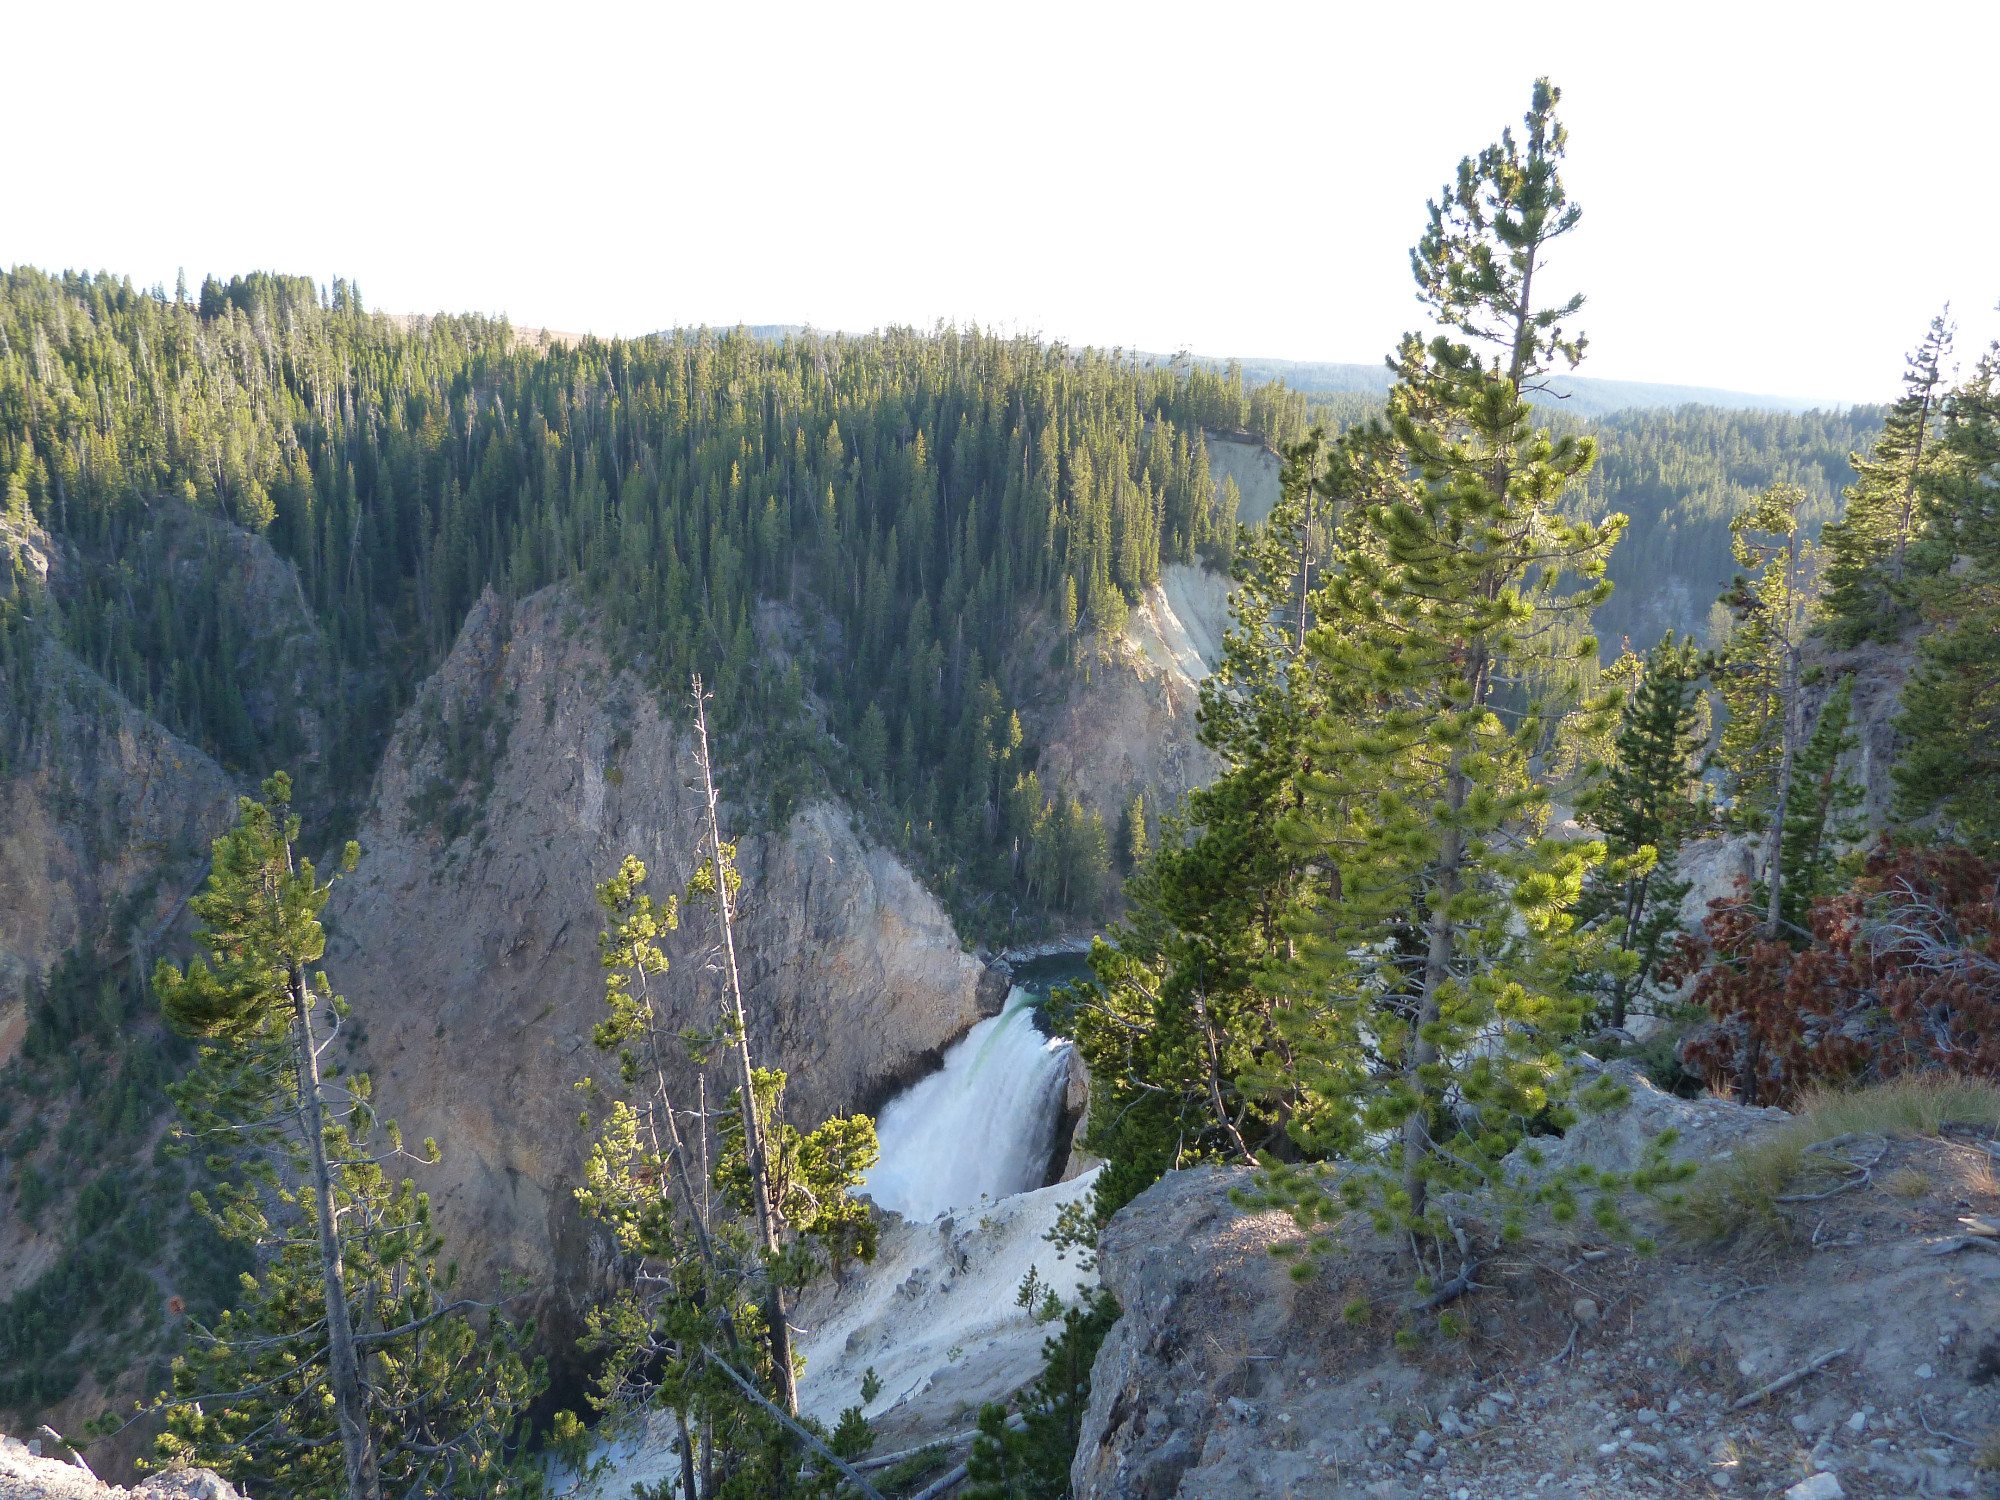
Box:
[0,267,1886,936]
[1299,393,1884,655]
[0,268,1312,934]
[1226,353,1845,417]
[1564,404,1884,649]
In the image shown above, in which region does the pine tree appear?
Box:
[1820,312,1953,643]
[1056,421,1352,1210]
[1573,634,1710,1028]
[1059,82,1650,1259]
[573,684,885,1498]
[150,774,542,1500]
[1894,344,2000,848]
[1775,674,1864,936]
[962,1288,1119,1500]
[1114,791,1147,873]
[686,679,804,1417]
[1712,482,1822,939]
[1264,77,1625,1225]
[853,702,888,789]
[154,1155,546,1500]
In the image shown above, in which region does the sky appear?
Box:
[10,0,1998,405]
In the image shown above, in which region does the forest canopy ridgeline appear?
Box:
[0,268,1290,928]
[1,265,1877,938]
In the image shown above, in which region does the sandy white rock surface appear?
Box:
[560,1170,1102,1498]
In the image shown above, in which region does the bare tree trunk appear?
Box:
[1404,765,1467,1222]
[1611,869,1652,1031]
[1294,487,1313,657]
[1736,1031,1764,1108]
[293,970,381,1500]
[676,1408,698,1500]
[689,679,797,1415]
[1190,981,1256,1164]
[1762,645,1802,944]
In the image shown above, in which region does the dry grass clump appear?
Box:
[1977,1431,2000,1472]
[1797,1074,2000,1138]
[1949,1149,2000,1199]
[1665,1075,2000,1248]
[1882,1166,1933,1198]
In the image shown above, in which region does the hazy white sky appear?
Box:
[11,0,1997,404]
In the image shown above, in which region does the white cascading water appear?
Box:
[861,988,1073,1222]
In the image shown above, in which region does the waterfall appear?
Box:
[861,989,1073,1222]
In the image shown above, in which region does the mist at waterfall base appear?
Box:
[861,987,1074,1222]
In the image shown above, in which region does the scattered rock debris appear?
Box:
[1073,1081,2000,1498]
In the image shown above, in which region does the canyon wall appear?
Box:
[325,585,1005,1379]
[0,518,240,1066]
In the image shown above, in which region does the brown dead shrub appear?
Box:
[1668,846,2000,1106]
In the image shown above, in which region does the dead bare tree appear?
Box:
[688,675,798,1415]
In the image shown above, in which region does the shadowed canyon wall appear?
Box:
[325,586,1006,1387]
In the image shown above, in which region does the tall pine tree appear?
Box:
[1713,482,1823,939]
[1260,78,1626,1223]
[1895,343,2000,847]
[150,775,542,1500]
[1775,674,1865,936]
[1573,634,1710,1028]
[1820,312,1953,643]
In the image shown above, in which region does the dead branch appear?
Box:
[1729,1348,1850,1410]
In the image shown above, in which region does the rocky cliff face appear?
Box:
[1072,1080,2000,1500]
[1804,632,1916,833]
[325,585,1004,1386]
[1016,598,1222,856]
[0,518,240,1066]
[0,638,236,1072]
[0,635,236,1376]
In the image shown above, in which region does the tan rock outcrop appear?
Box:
[1071,1084,1994,1499]
[1020,616,1221,847]
[325,585,1001,1384]
[0,1431,240,1500]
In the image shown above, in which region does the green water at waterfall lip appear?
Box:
[1008,952,1095,999]
[1009,952,1096,1043]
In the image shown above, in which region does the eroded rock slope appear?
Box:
[0,516,240,1067]
[326,585,1004,1380]
[1074,1078,2000,1499]
[1018,613,1221,848]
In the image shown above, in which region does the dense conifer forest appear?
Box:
[1,266,1883,938]
[0,269,1304,931]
